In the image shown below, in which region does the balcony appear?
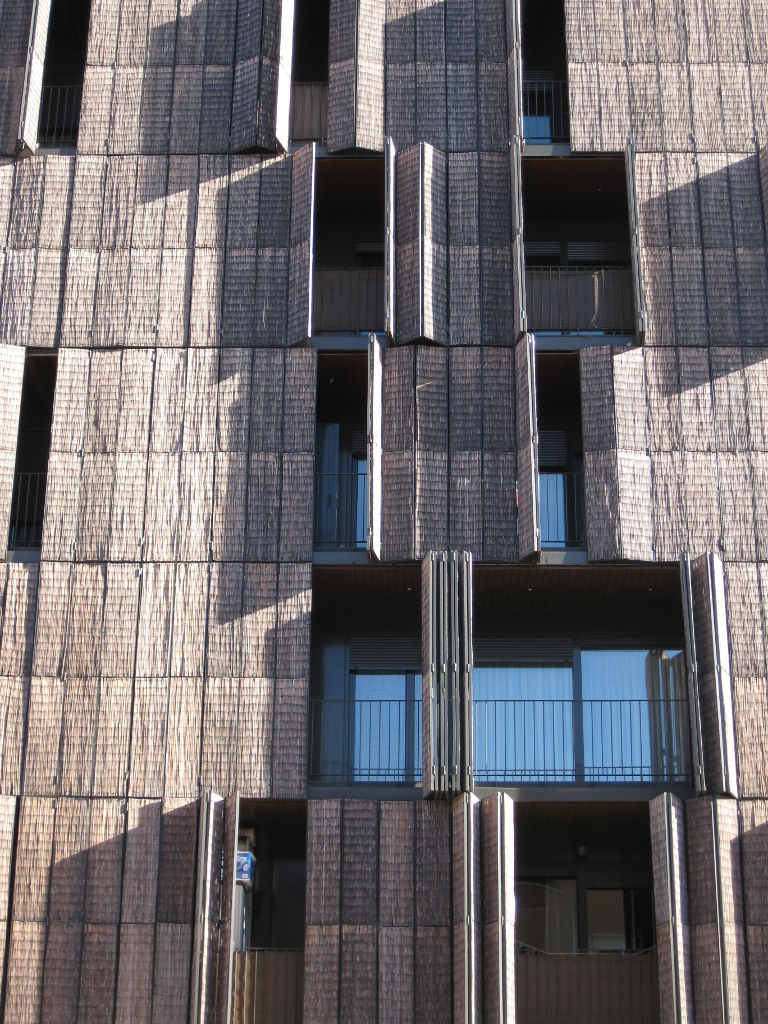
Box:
[231,949,303,1024]
[308,694,691,787]
[516,945,659,1024]
[540,470,585,549]
[313,268,384,333]
[8,472,46,550]
[291,82,328,142]
[313,469,368,550]
[309,698,422,784]
[38,82,82,147]
[525,266,634,334]
[523,79,569,144]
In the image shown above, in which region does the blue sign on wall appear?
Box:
[236,851,255,888]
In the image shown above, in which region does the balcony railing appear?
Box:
[523,79,570,144]
[8,472,46,550]
[308,696,691,786]
[313,268,385,333]
[314,469,368,550]
[232,949,303,1024]
[525,266,634,333]
[309,699,422,784]
[517,945,659,1024]
[473,698,692,784]
[38,82,82,146]
[540,470,585,549]
[291,82,328,142]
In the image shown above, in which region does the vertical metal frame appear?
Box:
[680,554,706,793]
[625,138,646,343]
[191,791,224,1024]
[511,138,527,340]
[459,551,474,793]
[422,552,440,795]
[705,552,738,797]
[19,0,52,153]
[367,333,383,562]
[515,334,540,560]
[217,793,241,1024]
[385,137,396,338]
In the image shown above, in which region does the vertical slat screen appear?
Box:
[327,0,385,152]
[650,793,694,1024]
[515,335,540,561]
[231,0,295,153]
[510,137,527,340]
[385,137,396,338]
[481,793,514,1024]
[422,552,440,796]
[367,333,383,562]
[453,793,481,1024]
[459,552,473,793]
[626,138,646,343]
[191,792,224,1024]
[18,0,52,153]
[680,554,707,794]
[395,143,448,345]
[216,794,240,1024]
[286,143,316,344]
[684,552,739,798]
[0,347,26,558]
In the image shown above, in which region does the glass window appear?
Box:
[587,887,654,951]
[580,649,688,782]
[516,878,578,952]
[474,664,574,782]
[350,672,421,783]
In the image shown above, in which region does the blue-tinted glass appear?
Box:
[351,673,421,782]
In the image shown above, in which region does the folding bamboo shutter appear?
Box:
[680,554,707,794]
[18,0,52,153]
[422,551,441,797]
[650,793,694,1024]
[515,335,540,561]
[453,793,481,1024]
[385,137,396,338]
[216,793,240,1024]
[231,0,295,152]
[507,0,527,339]
[327,0,385,151]
[580,346,653,561]
[367,333,383,561]
[421,551,474,797]
[0,347,25,558]
[190,792,224,1024]
[286,144,316,344]
[626,138,647,343]
[681,552,738,798]
[481,793,514,1024]
[395,143,449,345]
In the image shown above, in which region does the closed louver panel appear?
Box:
[510,141,527,341]
[650,793,694,1024]
[327,0,385,152]
[395,143,449,345]
[515,335,540,561]
[453,793,482,1024]
[422,551,441,797]
[191,792,225,1024]
[580,345,652,560]
[0,348,26,558]
[18,0,52,153]
[231,0,295,153]
[385,137,396,337]
[367,332,383,561]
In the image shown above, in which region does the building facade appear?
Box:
[0,0,766,1020]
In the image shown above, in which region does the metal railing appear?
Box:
[523,79,570,144]
[291,82,328,142]
[473,698,692,784]
[313,268,385,333]
[8,472,46,550]
[38,82,82,146]
[309,699,423,784]
[314,469,368,550]
[540,470,585,548]
[232,949,303,1024]
[525,266,634,333]
[516,945,660,1024]
[308,696,690,786]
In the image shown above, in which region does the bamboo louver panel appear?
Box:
[286,144,316,345]
[129,678,169,799]
[341,801,378,925]
[448,153,481,345]
[379,801,414,927]
[4,919,47,1022]
[115,923,155,1022]
[452,793,482,1024]
[152,922,192,1023]
[481,793,515,1024]
[304,924,340,1024]
[121,798,161,924]
[58,678,98,796]
[48,797,89,923]
[0,562,39,677]
[382,344,414,560]
[328,0,385,152]
[306,800,342,926]
[234,677,272,796]
[78,923,118,1022]
[92,680,131,795]
[23,677,64,795]
[415,346,448,556]
[685,798,748,1023]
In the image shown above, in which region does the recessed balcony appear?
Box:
[525,265,634,334]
